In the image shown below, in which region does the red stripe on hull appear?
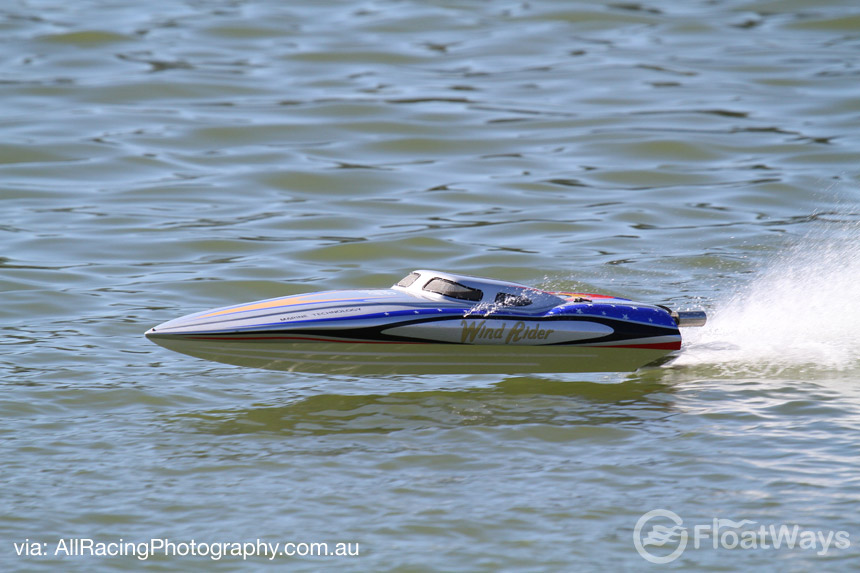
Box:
[596,341,681,350]
[181,336,680,350]
[552,292,618,300]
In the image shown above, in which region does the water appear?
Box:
[2,0,860,570]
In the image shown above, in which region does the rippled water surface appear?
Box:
[3,0,860,570]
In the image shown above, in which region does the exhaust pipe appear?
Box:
[671,310,707,327]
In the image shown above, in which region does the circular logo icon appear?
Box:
[633,509,688,564]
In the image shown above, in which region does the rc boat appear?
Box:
[146,270,706,374]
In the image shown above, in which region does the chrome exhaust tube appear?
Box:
[671,310,707,327]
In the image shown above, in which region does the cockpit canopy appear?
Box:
[394,270,563,310]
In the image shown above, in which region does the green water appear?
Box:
[2,0,860,570]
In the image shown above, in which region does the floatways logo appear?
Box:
[633,509,850,564]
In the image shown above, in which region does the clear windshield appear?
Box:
[422,278,483,302]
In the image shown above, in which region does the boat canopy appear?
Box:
[393,270,564,310]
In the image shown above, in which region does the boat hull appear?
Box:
[146,334,676,375]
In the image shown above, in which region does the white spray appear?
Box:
[675,217,860,373]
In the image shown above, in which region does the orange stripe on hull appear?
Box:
[200,294,362,318]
